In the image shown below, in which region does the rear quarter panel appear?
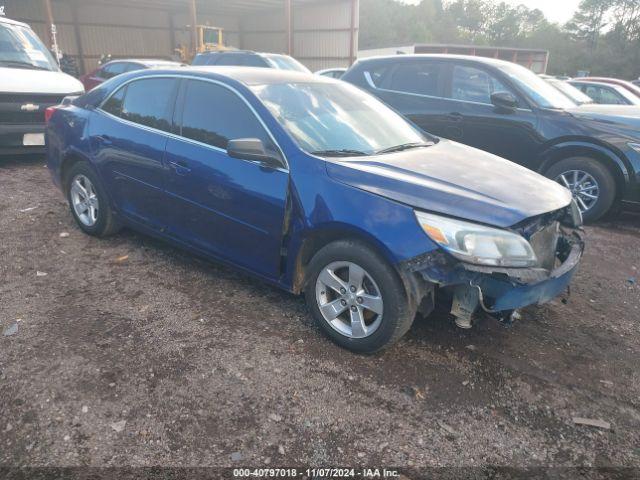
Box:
[46,105,94,189]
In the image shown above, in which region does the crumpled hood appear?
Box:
[325,139,572,228]
[566,104,640,129]
[0,67,84,94]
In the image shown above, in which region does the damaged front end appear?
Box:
[403,201,584,328]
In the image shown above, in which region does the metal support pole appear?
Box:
[71,0,86,74]
[285,0,293,56]
[189,0,198,55]
[43,0,60,64]
[349,0,358,65]
[42,0,55,47]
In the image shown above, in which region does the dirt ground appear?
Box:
[1,156,639,475]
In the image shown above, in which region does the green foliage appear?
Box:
[359,0,640,80]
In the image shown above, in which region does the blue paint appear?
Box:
[47,67,581,314]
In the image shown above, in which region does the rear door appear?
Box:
[442,63,540,166]
[163,79,289,279]
[90,77,179,229]
[363,59,451,138]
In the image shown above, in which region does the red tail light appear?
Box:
[44,106,57,124]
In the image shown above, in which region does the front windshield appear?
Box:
[501,63,576,109]
[264,54,310,73]
[0,22,59,71]
[251,81,429,156]
[548,80,593,105]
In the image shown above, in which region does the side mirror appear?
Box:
[491,91,518,113]
[227,138,283,169]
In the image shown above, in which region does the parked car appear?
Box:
[342,55,640,221]
[316,67,347,79]
[45,67,584,352]
[569,80,640,106]
[545,78,594,105]
[0,15,84,155]
[577,77,640,99]
[192,50,310,73]
[79,59,182,91]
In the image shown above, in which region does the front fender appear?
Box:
[538,140,630,183]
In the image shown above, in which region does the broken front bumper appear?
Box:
[405,230,584,326]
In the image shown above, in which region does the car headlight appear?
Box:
[415,211,538,267]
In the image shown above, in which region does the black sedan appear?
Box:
[343,55,640,222]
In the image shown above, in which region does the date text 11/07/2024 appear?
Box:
[233,467,401,478]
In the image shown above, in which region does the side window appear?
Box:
[99,62,127,79]
[243,55,268,68]
[102,85,126,116]
[191,54,210,66]
[597,87,625,105]
[180,80,275,153]
[387,62,441,96]
[124,63,143,73]
[215,55,244,66]
[450,65,515,105]
[119,78,177,131]
[363,64,391,88]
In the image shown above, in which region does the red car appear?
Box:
[578,77,640,99]
[80,59,182,91]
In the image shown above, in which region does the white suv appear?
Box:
[0,15,84,154]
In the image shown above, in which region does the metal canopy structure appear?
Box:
[2,0,359,74]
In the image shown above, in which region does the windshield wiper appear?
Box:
[375,142,433,155]
[311,149,369,157]
[0,60,50,71]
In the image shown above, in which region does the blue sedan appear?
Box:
[45,67,584,353]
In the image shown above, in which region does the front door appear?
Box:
[443,64,540,168]
[89,77,178,229]
[163,79,289,279]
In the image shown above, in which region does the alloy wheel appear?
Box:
[555,169,600,214]
[70,174,99,227]
[315,261,384,339]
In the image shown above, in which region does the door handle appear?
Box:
[169,160,191,175]
[448,112,464,122]
[95,134,113,145]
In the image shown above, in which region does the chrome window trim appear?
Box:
[363,70,533,112]
[96,74,290,172]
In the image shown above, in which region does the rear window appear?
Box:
[101,78,177,132]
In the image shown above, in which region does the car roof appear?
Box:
[133,65,334,86]
[570,79,624,89]
[355,54,520,69]
[104,58,180,67]
[0,16,30,28]
[197,50,261,56]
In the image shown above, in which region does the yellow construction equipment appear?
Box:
[176,25,230,62]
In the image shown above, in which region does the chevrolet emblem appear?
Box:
[21,103,39,112]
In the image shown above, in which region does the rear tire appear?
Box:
[546,156,616,223]
[304,240,416,353]
[65,162,121,237]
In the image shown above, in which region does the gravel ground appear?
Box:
[1,157,639,475]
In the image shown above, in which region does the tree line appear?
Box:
[359,0,640,80]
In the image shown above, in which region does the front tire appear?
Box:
[65,162,120,237]
[546,156,616,223]
[304,240,415,353]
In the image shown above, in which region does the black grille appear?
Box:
[0,111,45,124]
[0,93,67,104]
[0,93,66,125]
